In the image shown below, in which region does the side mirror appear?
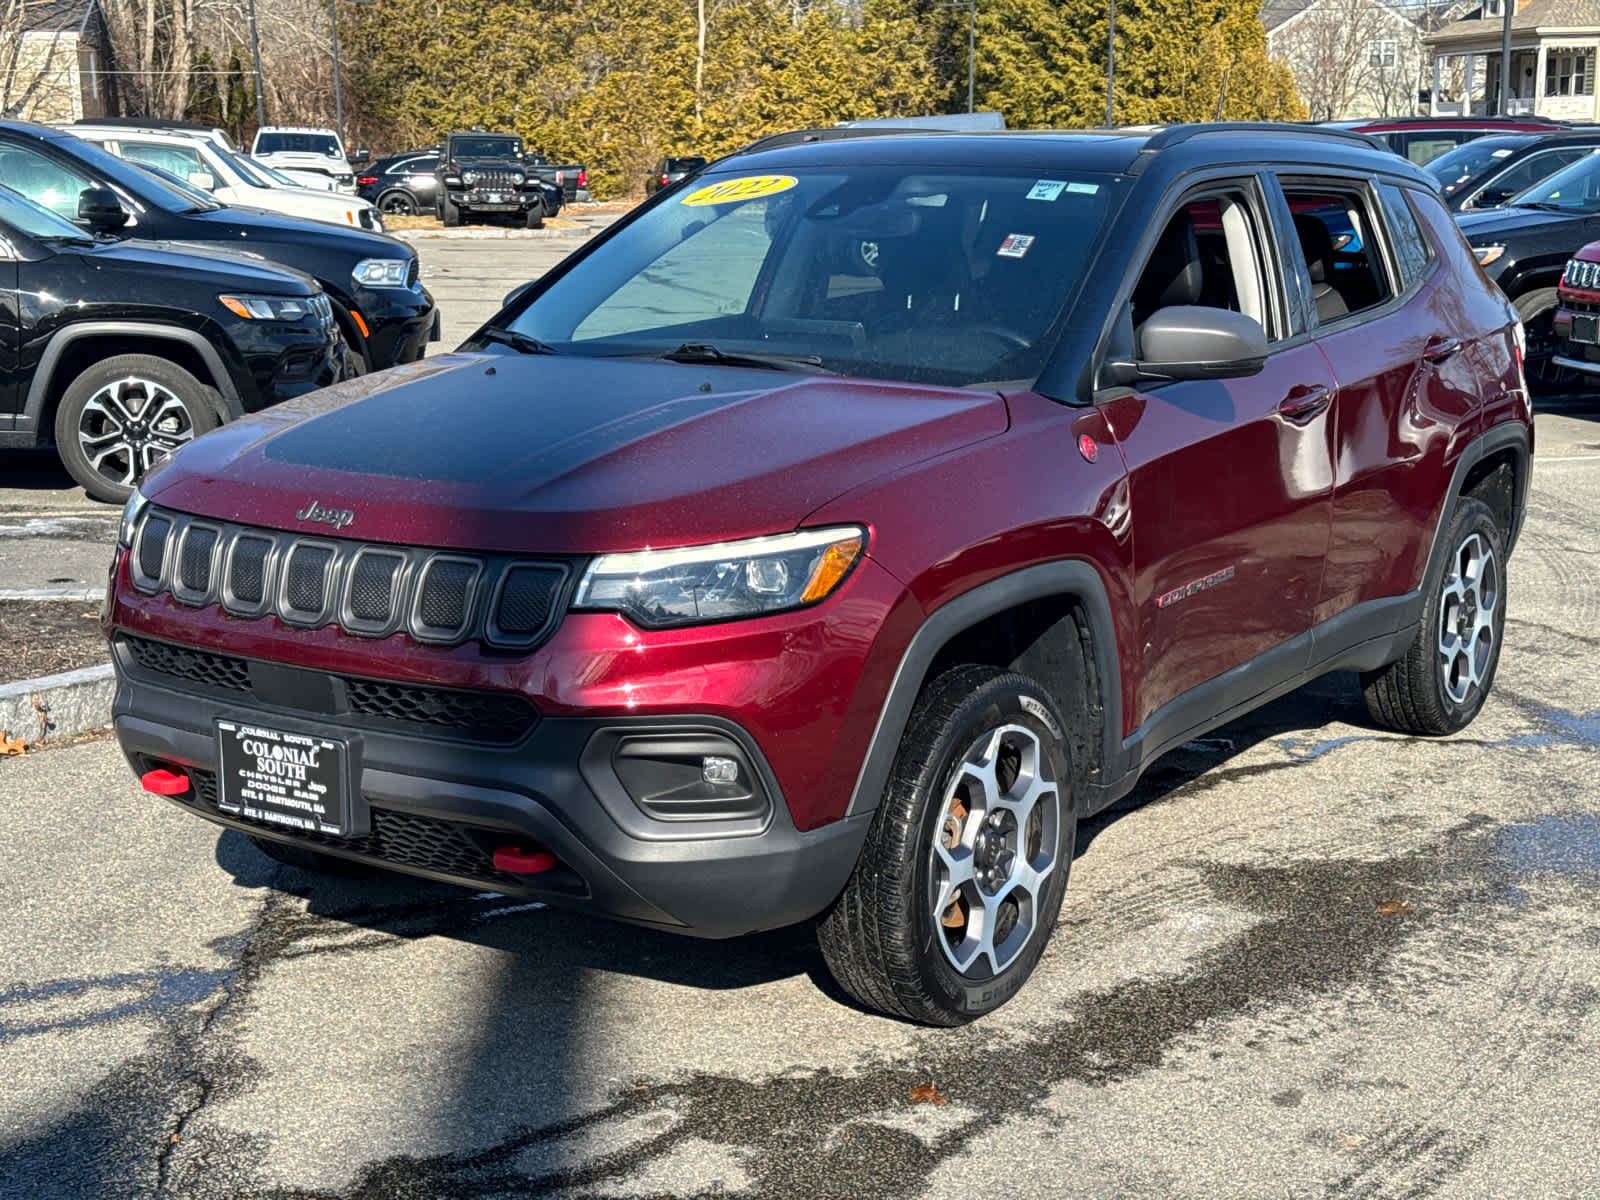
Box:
[1104,306,1268,385]
[77,186,128,233]
[502,281,535,309]
[187,171,217,192]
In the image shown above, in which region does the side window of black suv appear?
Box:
[0,143,91,220]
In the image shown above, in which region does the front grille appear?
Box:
[125,636,251,694]
[120,634,538,744]
[464,168,520,190]
[187,770,529,886]
[1564,258,1600,291]
[129,505,571,650]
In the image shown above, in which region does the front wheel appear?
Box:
[440,195,461,227]
[1362,497,1506,735]
[1513,287,1573,394]
[818,665,1075,1025]
[53,354,220,503]
[524,199,545,229]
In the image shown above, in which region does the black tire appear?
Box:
[524,199,545,230]
[818,665,1075,1025]
[1362,497,1506,735]
[247,835,378,878]
[378,189,417,217]
[54,353,221,504]
[440,195,462,227]
[1513,287,1572,394]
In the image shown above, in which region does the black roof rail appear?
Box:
[1139,121,1386,154]
[731,125,947,156]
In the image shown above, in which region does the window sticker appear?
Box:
[1491,148,1515,157]
[997,233,1035,259]
[1066,181,1099,195]
[1027,179,1067,201]
[680,174,798,207]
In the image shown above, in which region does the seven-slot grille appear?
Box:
[1564,258,1600,291]
[462,168,521,191]
[132,505,570,650]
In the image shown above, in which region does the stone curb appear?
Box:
[392,226,583,241]
[0,587,107,601]
[0,662,115,747]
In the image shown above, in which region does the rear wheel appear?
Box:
[818,665,1075,1025]
[53,354,220,503]
[378,189,417,217]
[1362,497,1506,735]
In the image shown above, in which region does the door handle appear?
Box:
[1423,335,1461,363]
[1278,384,1332,422]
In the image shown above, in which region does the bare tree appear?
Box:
[1273,0,1392,120]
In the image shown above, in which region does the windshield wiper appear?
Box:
[478,327,559,355]
[656,343,833,373]
[1512,201,1573,212]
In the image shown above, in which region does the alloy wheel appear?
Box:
[928,723,1060,979]
[1437,531,1499,705]
[75,376,197,488]
[381,192,417,216]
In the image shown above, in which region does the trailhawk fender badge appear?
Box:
[296,499,355,530]
[1157,565,1235,609]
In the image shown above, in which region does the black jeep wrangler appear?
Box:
[435,132,549,228]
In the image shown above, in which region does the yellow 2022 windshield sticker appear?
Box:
[680,175,798,207]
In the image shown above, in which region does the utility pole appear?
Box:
[1498,0,1513,114]
[330,0,344,142]
[246,0,266,128]
[938,0,976,115]
[1106,0,1116,126]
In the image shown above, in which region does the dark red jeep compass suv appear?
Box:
[106,123,1532,1024]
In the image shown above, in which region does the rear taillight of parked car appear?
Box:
[357,176,378,186]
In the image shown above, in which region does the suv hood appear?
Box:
[256,151,347,170]
[1455,206,1587,239]
[144,354,1010,554]
[92,237,318,292]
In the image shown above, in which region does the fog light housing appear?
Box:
[596,731,771,825]
[701,755,740,784]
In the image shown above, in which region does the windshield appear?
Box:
[505,166,1120,387]
[129,162,222,211]
[1425,136,1531,191]
[1510,148,1600,211]
[452,136,522,159]
[0,183,92,241]
[243,155,298,186]
[256,132,342,157]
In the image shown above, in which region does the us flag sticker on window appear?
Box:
[997,233,1035,259]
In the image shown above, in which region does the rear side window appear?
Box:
[1281,185,1395,324]
[1378,184,1434,288]
[1405,134,1471,165]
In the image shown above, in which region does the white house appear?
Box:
[1426,0,1600,120]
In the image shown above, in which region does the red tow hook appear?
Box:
[141,768,190,796]
[493,845,558,874]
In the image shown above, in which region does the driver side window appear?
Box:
[1127,189,1272,355]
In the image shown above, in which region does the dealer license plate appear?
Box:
[1573,313,1599,345]
[216,720,349,835]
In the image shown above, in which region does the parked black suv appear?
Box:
[645,155,707,195]
[0,121,436,375]
[0,184,340,502]
[435,132,550,228]
[358,149,439,216]
[1456,146,1600,388]
[1426,130,1600,212]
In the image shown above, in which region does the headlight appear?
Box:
[574,526,867,629]
[512,170,526,184]
[352,258,410,287]
[462,170,480,185]
[1474,244,1506,266]
[219,293,317,320]
[118,486,148,549]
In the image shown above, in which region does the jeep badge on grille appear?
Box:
[296,499,355,530]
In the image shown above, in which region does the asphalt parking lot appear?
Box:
[2,231,1600,1197]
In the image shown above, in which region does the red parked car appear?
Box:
[106,123,1532,1024]
[1551,240,1600,376]
[1324,115,1569,164]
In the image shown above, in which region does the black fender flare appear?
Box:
[1425,420,1532,581]
[845,559,1125,818]
[22,321,245,433]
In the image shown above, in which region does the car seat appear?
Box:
[1293,213,1350,323]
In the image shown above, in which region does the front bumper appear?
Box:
[111,640,870,937]
[231,310,345,411]
[1551,297,1600,376]
[448,188,541,213]
[352,283,436,368]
